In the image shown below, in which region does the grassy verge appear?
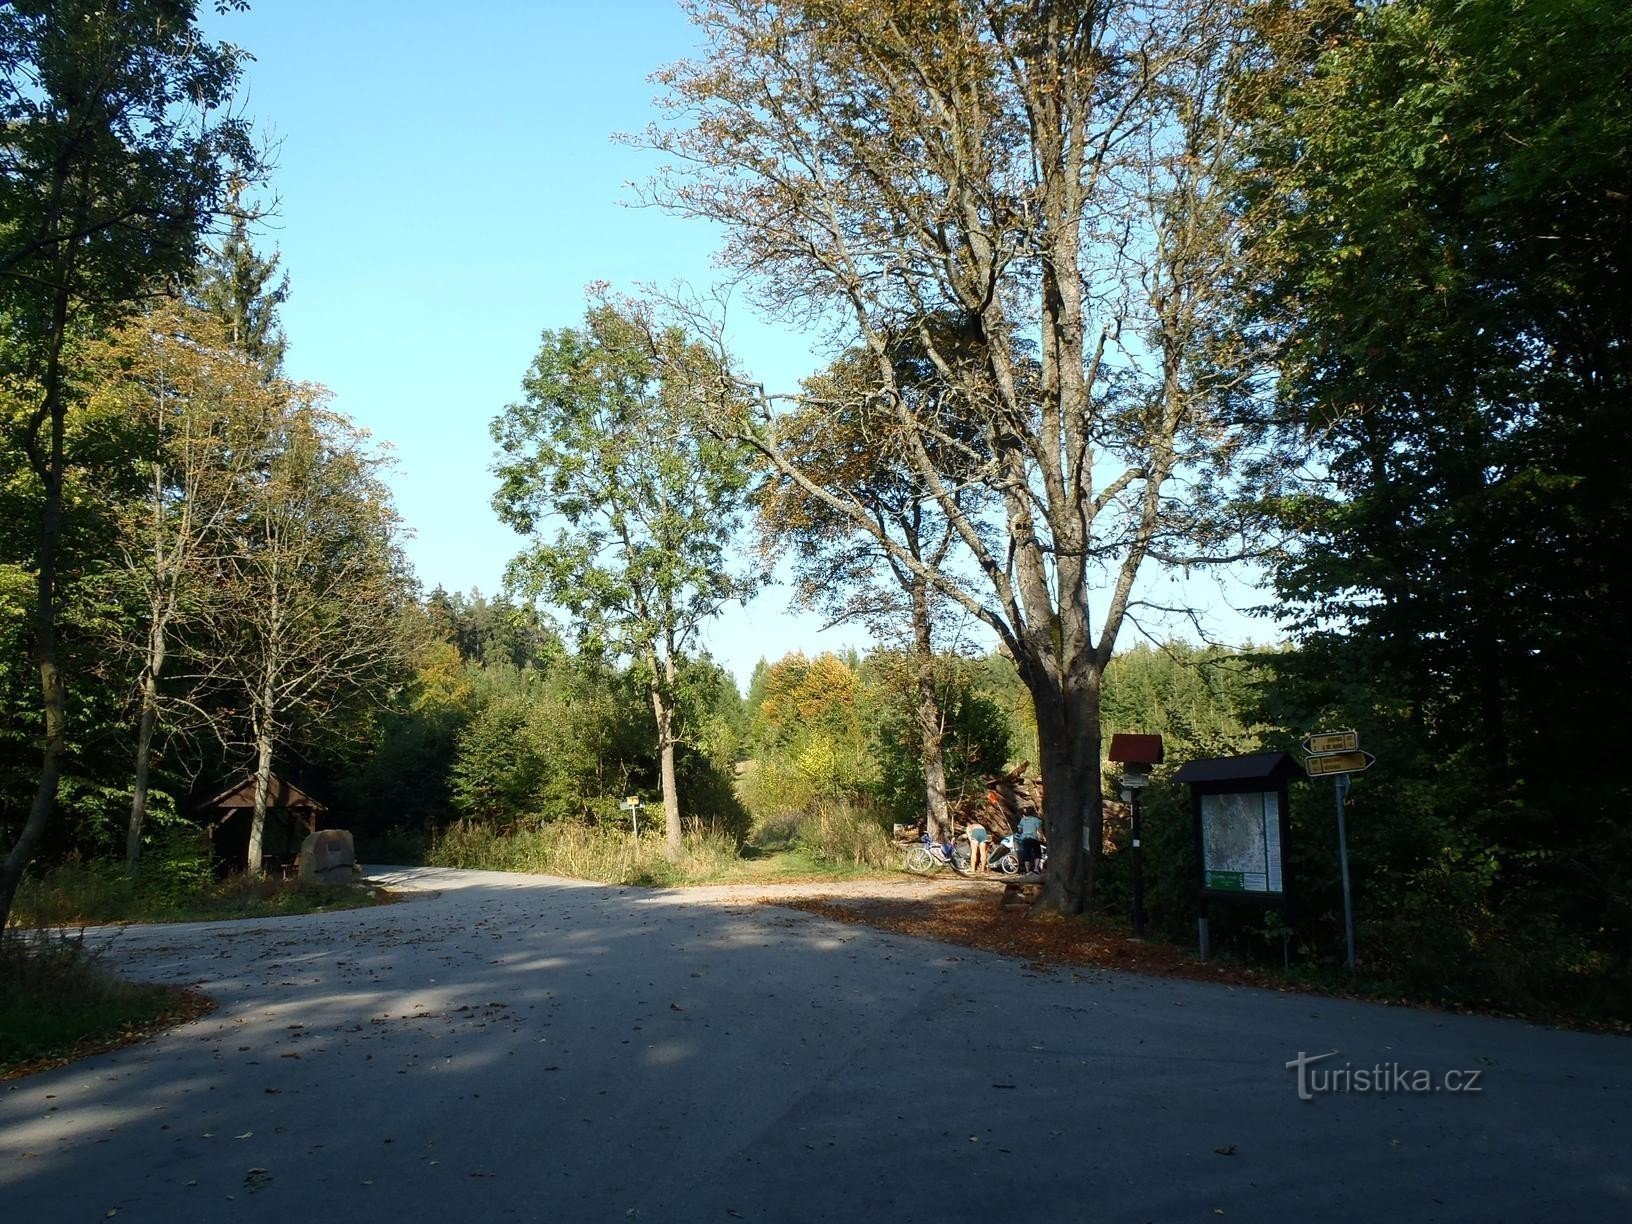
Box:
[0,931,213,1080]
[428,821,746,884]
[12,860,395,928]
[426,804,898,886]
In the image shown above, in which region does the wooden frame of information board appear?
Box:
[1173,752,1303,957]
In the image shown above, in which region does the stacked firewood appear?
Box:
[896,763,1132,855]
[891,763,1044,842]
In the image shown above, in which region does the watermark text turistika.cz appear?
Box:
[1286,1051,1485,1101]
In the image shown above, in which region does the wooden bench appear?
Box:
[959,870,1045,909]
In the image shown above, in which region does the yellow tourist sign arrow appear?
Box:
[1305,750,1376,778]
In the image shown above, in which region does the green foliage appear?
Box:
[864,660,1012,826]
[0,930,181,1075]
[788,801,895,870]
[738,648,1012,863]
[1101,642,1268,760]
[9,858,387,929]
[491,296,756,847]
[1226,0,1632,1019]
[449,692,548,826]
[0,0,258,352]
[492,298,754,669]
[188,182,290,379]
[424,587,562,671]
[426,821,740,887]
[134,823,213,906]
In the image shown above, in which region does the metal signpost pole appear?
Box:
[1334,772,1356,973]
[1118,767,1152,937]
[1131,786,1146,937]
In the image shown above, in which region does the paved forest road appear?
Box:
[2,867,1627,1223]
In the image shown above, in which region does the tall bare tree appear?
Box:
[638,0,1264,911]
[202,395,410,873]
[88,302,279,875]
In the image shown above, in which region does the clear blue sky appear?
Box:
[205,0,1276,687]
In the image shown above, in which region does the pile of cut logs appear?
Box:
[893,761,1132,854]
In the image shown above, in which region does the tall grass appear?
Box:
[12,856,386,928]
[426,821,742,885]
[788,801,896,869]
[737,756,897,871]
[0,930,190,1075]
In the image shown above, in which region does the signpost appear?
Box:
[1300,730,1359,755]
[1302,731,1376,974]
[1108,734,1163,939]
[620,795,642,837]
[1305,750,1376,778]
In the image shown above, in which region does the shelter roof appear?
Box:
[196,774,327,812]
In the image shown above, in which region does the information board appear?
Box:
[1200,790,1284,895]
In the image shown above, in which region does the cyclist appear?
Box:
[1016,809,1045,875]
[965,820,991,872]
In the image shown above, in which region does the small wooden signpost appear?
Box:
[1108,733,1164,937]
[621,795,642,837]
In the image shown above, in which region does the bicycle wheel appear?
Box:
[904,844,936,874]
[999,852,1019,875]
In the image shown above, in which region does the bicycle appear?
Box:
[904,834,971,874]
[997,834,1048,875]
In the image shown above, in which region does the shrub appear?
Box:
[793,801,894,869]
[426,820,741,885]
[0,930,183,1075]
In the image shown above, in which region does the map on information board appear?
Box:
[1200,791,1283,895]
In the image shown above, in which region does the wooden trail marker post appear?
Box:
[621,795,642,837]
[1109,734,1165,938]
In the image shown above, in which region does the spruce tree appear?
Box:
[191,179,289,379]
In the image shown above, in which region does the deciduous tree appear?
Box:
[85,302,279,875]
[492,299,756,860]
[757,327,992,841]
[201,396,410,873]
[0,0,258,930]
[638,0,1266,910]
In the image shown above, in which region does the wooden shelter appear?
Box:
[196,774,326,874]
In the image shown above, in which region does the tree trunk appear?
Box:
[0,273,73,935]
[248,729,273,876]
[126,664,161,877]
[649,658,682,861]
[911,583,950,841]
[0,662,65,934]
[1026,664,1105,915]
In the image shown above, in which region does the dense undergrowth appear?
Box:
[11,856,389,928]
[0,931,210,1077]
[424,799,896,885]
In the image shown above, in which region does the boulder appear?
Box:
[298,828,356,885]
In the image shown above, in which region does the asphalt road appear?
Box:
[2,866,1627,1223]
